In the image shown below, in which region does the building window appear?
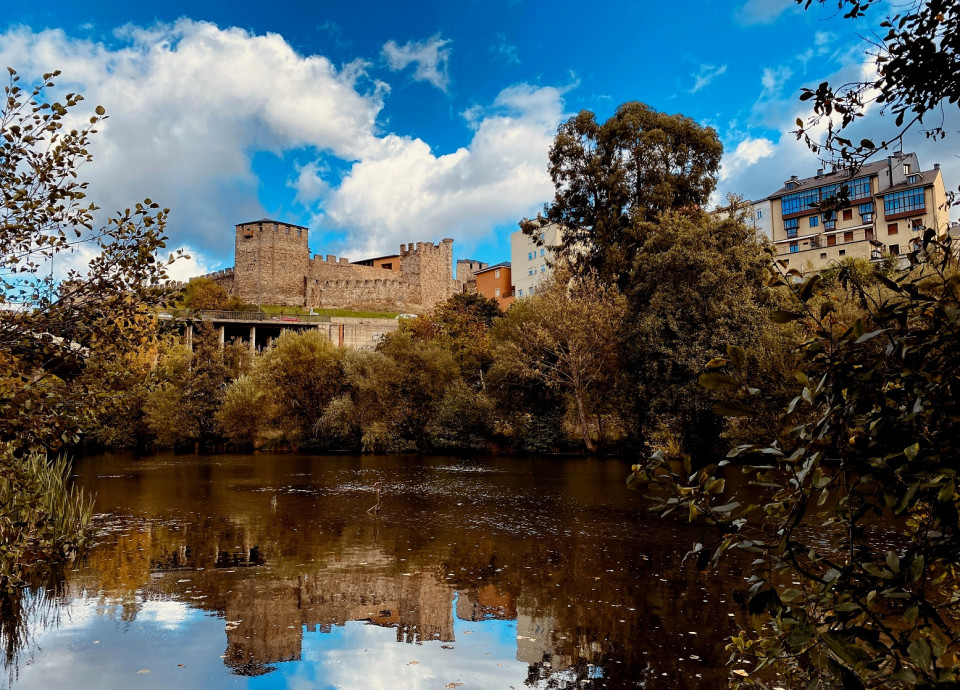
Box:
[756,210,763,219]
[839,250,846,256]
[784,218,799,238]
[887,223,898,235]
[528,252,533,260]
[782,188,819,216]
[847,177,871,200]
[820,253,827,259]
[528,269,533,276]
[842,209,853,221]
[540,248,545,257]
[789,242,799,253]
[824,220,836,231]
[884,188,926,216]
[907,174,918,184]
[495,269,500,278]
[843,231,854,242]
[529,286,535,295]
[890,244,900,255]
[539,232,545,242]
[827,235,837,247]
[911,218,924,229]
[495,287,500,296]
[540,265,546,273]
[809,216,819,228]
[518,289,523,297]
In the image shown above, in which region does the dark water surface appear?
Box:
[7,453,752,688]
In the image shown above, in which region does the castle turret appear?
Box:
[233,220,310,307]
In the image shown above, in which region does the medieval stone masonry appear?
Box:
[197,220,471,310]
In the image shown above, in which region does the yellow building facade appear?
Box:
[764,153,949,271]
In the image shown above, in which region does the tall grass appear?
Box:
[0,448,95,591]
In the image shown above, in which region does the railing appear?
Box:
[200,310,331,323]
[158,309,331,323]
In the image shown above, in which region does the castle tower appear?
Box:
[400,238,455,307]
[233,220,310,307]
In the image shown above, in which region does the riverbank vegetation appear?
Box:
[0,70,177,588]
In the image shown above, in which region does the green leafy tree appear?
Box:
[374,332,460,449]
[0,68,179,451]
[181,277,229,310]
[403,292,502,388]
[254,329,345,440]
[426,380,494,451]
[492,269,626,452]
[215,374,272,449]
[144,324,229,450]
[524,101,723,287]
[633,237,960,688]
[624,207,794,455]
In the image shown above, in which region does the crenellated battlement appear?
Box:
[193,220,459,310]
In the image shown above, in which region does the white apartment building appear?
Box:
[509,221,564,298]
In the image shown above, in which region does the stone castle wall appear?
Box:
[199,221,473,310]
[233,221,309,306]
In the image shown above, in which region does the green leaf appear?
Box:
[771,310,805,323]
[903,606,919,626]
[726,344,745,369]
[938,480,955,504]
[904,443,919,461]
[908,638,932,671]
[699,372,737,390]
[907,556,924,583]
[821,631,872,666]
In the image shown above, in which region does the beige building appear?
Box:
[510,220,564,298]
[763,152,949,271]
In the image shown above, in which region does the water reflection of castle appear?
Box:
[218,551,561,675]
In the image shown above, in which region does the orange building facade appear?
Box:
[475,263,514,310]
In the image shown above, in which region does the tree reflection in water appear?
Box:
[1,453,753,688]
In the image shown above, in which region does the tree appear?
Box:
[795,0,960,174]
[0,68,179,451]
[403,292,502,388]
[633,238,960,687]
[181,277,229,310]
[623,206,795,455]
[492,269,626,452]
[0,67,175,591]
[524,102,723,287]
[143,324,229,450]
[254,329,345,440]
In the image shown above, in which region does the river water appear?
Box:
[4,453,752,688]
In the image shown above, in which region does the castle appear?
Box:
[196,220,481,310]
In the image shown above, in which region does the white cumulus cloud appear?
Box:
[322,83,567,259]
[0,20,387,269]
[382,33,452,92]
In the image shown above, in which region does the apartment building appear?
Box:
[509,220,563,298]
[762,152,948,271]
[474,262,514,309]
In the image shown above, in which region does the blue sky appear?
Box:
[2,0,956,277]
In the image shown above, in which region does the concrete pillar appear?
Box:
[249,325,256,354]
[218,325,225,348]
[338,323,345,348]
[185,323,194,352]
